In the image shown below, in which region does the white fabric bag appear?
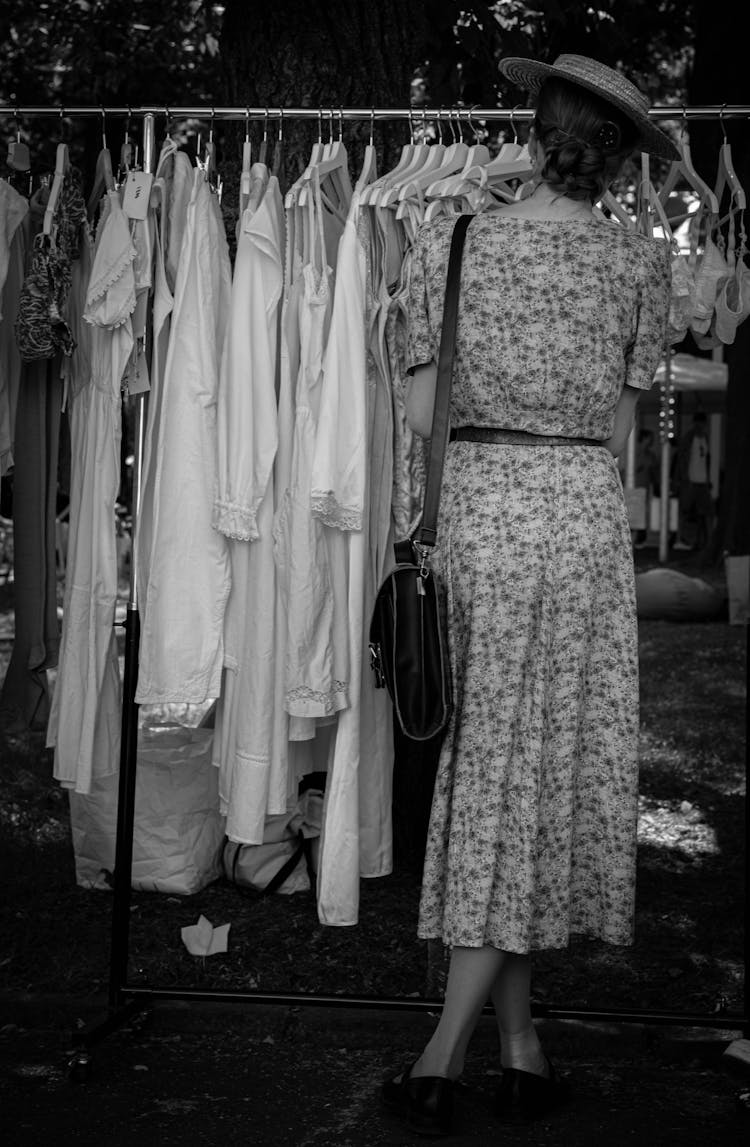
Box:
[69,725,224,895]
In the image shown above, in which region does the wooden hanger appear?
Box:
[658,118,719,224]
[86,109,115,220]
[714,108,746,220]
[594,189,637,230]
[640,152,674,239]
[43,116,70,237]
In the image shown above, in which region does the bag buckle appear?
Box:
[369,642,385,688]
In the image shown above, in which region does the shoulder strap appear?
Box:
[416,213,472,549]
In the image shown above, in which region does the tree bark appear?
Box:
[218,1,431,186]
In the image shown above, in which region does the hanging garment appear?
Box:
[0,194,71,731]
[313,189,393,928]
[136,169,232,706]
[386,245,426,540]
[15,169,87,362]
[137,161,179,601]
[0,182,29,475]
[165,150,194,294]
[212,170,288,844]
[0,179,28,313]
[48,190,136,793]
[277,175,349,726]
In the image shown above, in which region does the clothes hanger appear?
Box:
[640,151,674,239]
[658,111,719,223]
[258,107,269,167]
[239,107,253,214]
[117,107,135,185]
[271,109,284,182]
[7,107,31,174]
[284,109,325,208]
[714,106,746,220]
[355,109,378,194]
[86,107,116,221]
[298,109,351,213]
[430,108,519,201]
[43,109,70,237]
[412,109,470,199]
[594,189,637,229]
[377,108,444,206]
[384,109,452,208]
[360,111,416,206]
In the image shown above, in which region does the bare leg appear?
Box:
[490,953,547,1076]
[411,945,506,1080]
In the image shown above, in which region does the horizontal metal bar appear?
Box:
[1,104,749,122]
[120,986,746,1031]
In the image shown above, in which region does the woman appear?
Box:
[382,54,675,1135]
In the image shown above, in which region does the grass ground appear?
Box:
[0,562,746,1022]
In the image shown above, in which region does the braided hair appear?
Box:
[533,77,638,202]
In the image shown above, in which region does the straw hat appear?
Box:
[498,53,679,160]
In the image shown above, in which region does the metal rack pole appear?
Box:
[2,103,750,122]
[106,113,155,1013]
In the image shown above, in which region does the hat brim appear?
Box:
[499,56,679,161]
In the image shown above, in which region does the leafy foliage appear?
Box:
[1,0,223,107]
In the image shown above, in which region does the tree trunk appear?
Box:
[688,0,750,558]
[218,1,431,187]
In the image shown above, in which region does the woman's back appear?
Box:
[408,211,670,439]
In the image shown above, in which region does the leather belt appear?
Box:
[449,426,605,447]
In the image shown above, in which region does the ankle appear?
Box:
[411,1049,462,1081]
[500,1024,547,1077]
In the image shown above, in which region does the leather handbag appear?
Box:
[369,214,472,741]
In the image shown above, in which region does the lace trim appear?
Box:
[285,681,349,718]
[86,244,137,309]
[310,491,362,532]
[82,306,134,332]
[212,500,260,542]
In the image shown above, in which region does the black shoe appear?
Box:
[494,1057,571,1123]
[381,1060,455,1137]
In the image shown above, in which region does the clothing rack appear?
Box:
[4,104,746,1074]
[3,103,750,122]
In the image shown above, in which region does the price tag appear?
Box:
[128,346,151,395]
[122,171,154,220]
[8,141,31,172]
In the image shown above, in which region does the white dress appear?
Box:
[49,192,133,793]
[313,188,394,927]
[211,172,287,843]
[135,170,232,705]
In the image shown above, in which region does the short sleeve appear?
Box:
[405,224,435,373]
[624,238,672,391]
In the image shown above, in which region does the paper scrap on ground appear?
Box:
[180,915,230,956]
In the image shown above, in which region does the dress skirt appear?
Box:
[417,440,640,953]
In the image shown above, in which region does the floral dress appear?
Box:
[406,212,671,952]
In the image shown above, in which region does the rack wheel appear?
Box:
[68,1050,92,1083]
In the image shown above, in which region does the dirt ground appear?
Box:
[1,997,749,1146]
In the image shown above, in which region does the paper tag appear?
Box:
[128,347,151,395]
[8,141,31,172]
[122,170,154,220]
